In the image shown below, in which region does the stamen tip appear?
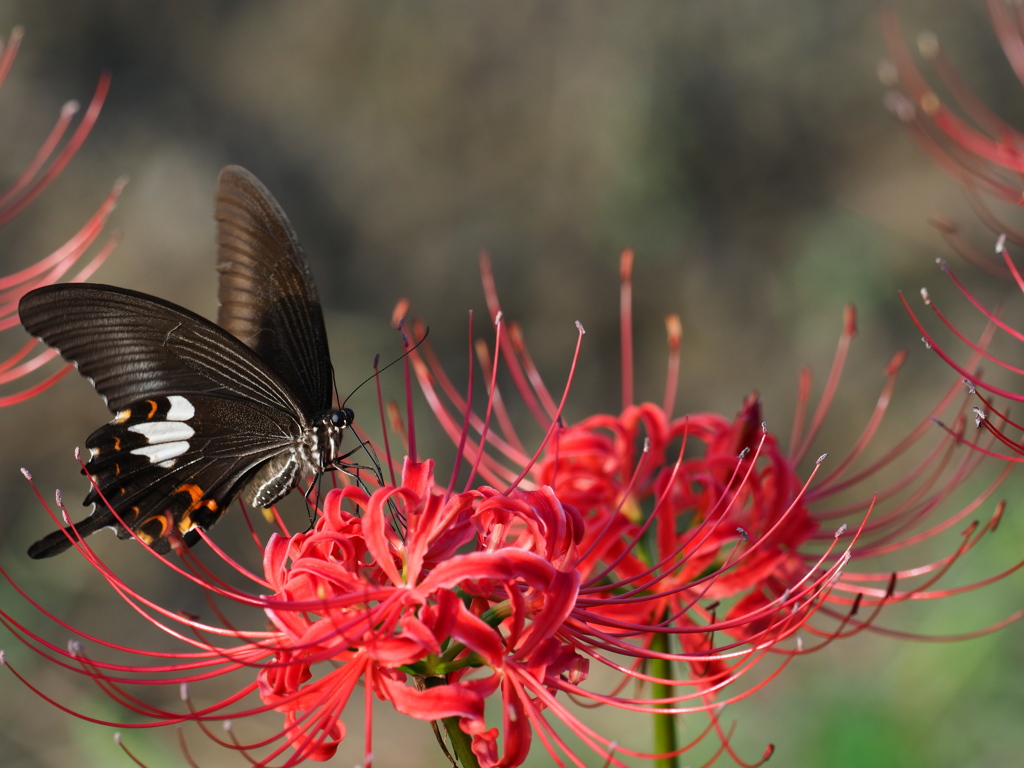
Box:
[575,320,586,335]
[665,314,683,347]
[20,468,31,480]
[180,682,189,701]
[996,233,1007,253]
[68,640,82,657]
[114,733,122,746]
[736,527,748,542]
[60,99,80,117]
[917,30,940,59]
[920,90,941,115]
[619,249,634,279]
[884,90,915,122]
[494,310,503,326]
[834,523,848,538]
[973,406,987,428]
[54,488,62,506]
[877,59,897,87]
[74,446,81,461]
[390,298,409,328]
[816,453,828,465]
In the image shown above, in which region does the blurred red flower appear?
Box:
[0,28,121,407]
[881,1,1024,276]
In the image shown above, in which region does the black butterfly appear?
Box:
[19,165,353,558]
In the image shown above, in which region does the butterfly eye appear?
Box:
[331,408,354,428]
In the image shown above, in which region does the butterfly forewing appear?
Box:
[215,165,333,414]
[19,285,305,415]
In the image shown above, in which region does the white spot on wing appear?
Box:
[129,420,194,465]
[166,395,195,421]
[133,441,190,464]
[130,421,194,443]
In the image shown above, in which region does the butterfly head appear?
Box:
[330,408,355,430]
[315,407,355,471]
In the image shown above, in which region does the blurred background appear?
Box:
[1,1,1023,766]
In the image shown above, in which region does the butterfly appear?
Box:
[19,165,353,558]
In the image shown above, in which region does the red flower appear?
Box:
[412,250,1019,711]
[257,456,591,766]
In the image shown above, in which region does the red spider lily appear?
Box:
[1,360,790,768]
[408,250,1023,758]
[1,271,1015,768]
[415,250,1019,636]
[0,27,122,406]
[880,2,1024,277]
[1,448,769,768]
[0,258,841,768]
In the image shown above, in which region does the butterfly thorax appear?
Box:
[241,407,354,509]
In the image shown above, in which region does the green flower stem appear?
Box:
[650,629,678,768]
[425,676,481,768]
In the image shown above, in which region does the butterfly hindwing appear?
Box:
[27,393,303,558]
[215,165,333,414]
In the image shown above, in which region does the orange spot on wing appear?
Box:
[174,483,203,505]
[146,399,158,418]
[136,512,171,544]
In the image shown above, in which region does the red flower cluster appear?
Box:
[3,241,1017,767]
[403,251,1018,764]
[258,457,590,766]
[2,17,1024,768]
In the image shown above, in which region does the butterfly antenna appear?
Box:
[336,327,429,409]
[325,329,428,536]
